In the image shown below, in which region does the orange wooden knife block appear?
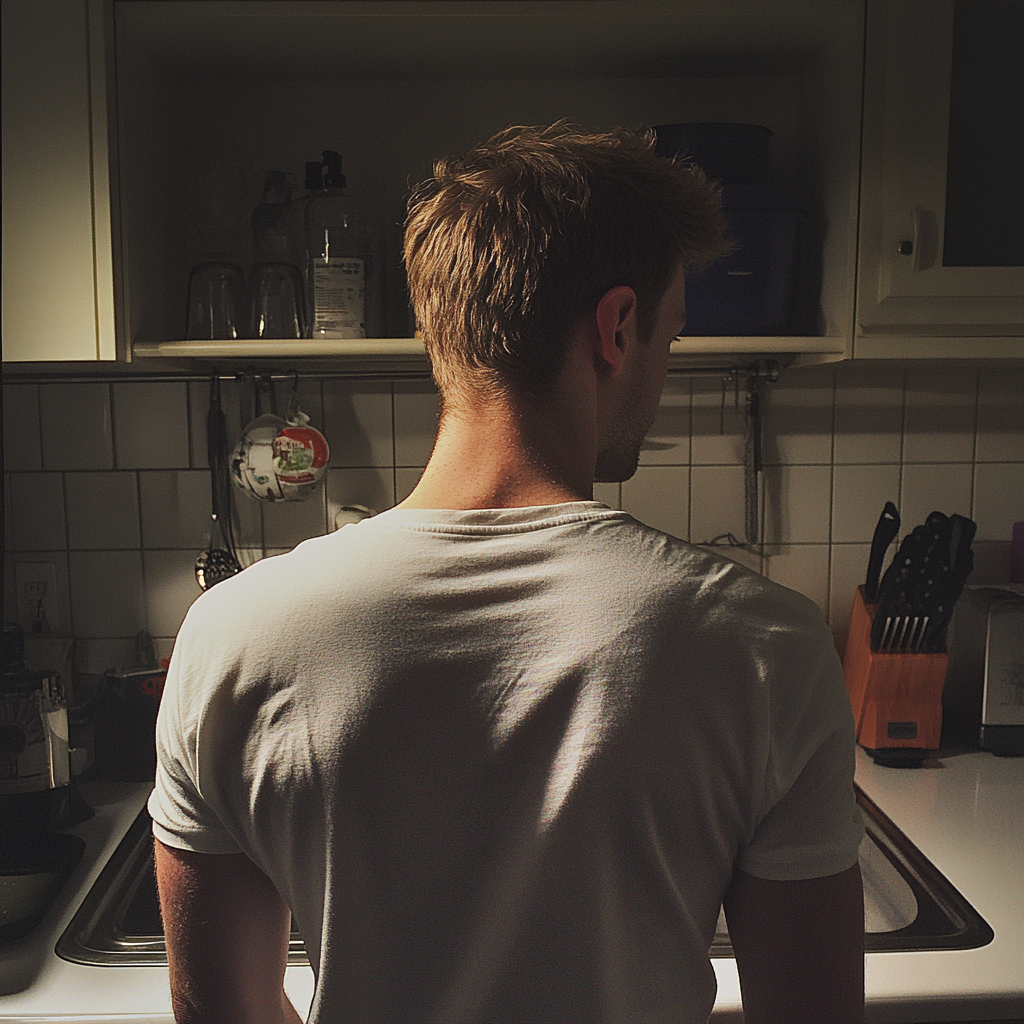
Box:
[842,586,948,754]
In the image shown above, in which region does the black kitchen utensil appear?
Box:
[870,510,976,653]
[918,513,976,652]
[865,501,901,601]
[195,376,242,591]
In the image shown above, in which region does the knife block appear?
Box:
[842,586,948,764]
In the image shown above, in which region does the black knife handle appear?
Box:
[865,501,901,602]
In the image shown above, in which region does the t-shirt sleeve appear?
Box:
[736,598,864,882]
[148,612,242,856]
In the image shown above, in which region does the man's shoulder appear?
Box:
[616,519,828,641]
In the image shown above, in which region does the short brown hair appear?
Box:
[404,122,730,401]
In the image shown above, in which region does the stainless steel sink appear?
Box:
[56,786,992,967]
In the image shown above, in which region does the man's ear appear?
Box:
[593,286,638,377]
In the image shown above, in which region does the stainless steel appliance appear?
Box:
[944,585,1024,754]
[1,623,74,826]
[1,623,91,944]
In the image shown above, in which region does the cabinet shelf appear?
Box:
[132,336,846,361]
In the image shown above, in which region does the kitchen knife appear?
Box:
[865,501,900,601]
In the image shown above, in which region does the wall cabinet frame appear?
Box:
[2,0,120,362]
[854,0,1024,359]
[4,0,1020,368]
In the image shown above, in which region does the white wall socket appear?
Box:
[15,561,60,634]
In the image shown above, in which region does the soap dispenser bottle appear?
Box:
[304,150,377,339]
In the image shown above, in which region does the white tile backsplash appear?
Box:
[899,463,974,538]
[139,470,212,549]
[394,383,439,466]
[74,637,140,676]
[113,382,190,469]
[829,543,872,652]
[39,383,113,470]
[8,472,67,550]
[970,541,1014,586]
[902,367,977,464]
[764,544,830,618]
[691,378,746,465]
[690,464,747,543]
[68,550,146,638]
[262,488,328,550]
[143,548,203,638]
[762,374,834,466]
[833,364,904,465]
[6,365,1021,665]
[831,464,902,543]
[189,377,254,469]
[65,472,141,550]
[225,486,266,553]
[328,467,397,522]
[972,463,1024,542]
[324,382,394,468]
[763,464,832,545]
[639,378,690,466]
[593,482,620,509]
[395,467,424,505]
[3,479,12,552]
[621,465,689,540]
[3,553,16,624]
[976,368,1024,462]
[3,384,42,471]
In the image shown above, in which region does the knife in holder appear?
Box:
[843,586,949,768]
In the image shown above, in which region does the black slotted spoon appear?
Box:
[195,376,242,591]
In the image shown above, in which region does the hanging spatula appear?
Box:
[195,376,241,591]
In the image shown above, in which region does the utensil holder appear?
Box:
[843,586,948,764]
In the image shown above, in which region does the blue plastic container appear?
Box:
[653,123,809,335]
[685,183,808,336]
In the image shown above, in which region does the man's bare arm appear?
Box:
[155,838,303,1024]
[723,862,865,1024]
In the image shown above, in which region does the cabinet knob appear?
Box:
[897,240,914,257]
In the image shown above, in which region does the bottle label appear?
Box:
[313,257,365,338]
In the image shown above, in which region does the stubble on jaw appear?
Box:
[593,352,661,484]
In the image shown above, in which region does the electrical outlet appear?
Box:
[15,562,60,634]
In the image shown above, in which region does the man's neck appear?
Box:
[396,392,597,511]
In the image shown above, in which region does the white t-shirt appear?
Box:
[150,502,862,1024]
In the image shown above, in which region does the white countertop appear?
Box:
[2,753,1022,1022]
[854,748,1024,1024]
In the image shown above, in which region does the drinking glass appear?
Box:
[250,262,305,339]
[186,260,247,339]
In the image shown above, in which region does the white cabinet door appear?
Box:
[1,0,117,361]
[856,0,1024,346]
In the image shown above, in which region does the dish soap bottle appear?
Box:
[304,150,379,339]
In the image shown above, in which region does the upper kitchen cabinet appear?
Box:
[1,0,119,362]
[112,0,865,363]
[854,0,1024,358]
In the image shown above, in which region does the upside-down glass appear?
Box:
[250,262,305,339]
[186,260,247,340]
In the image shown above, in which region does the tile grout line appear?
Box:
[391,383,398,506]
[61,468,75,642]
[826,367,838,626]
[134,467,151,637]
[686,376,693,540]
[897,366,907,539]
[108,382,118,471]
[34,382,46,472]
[969,368,981,522]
